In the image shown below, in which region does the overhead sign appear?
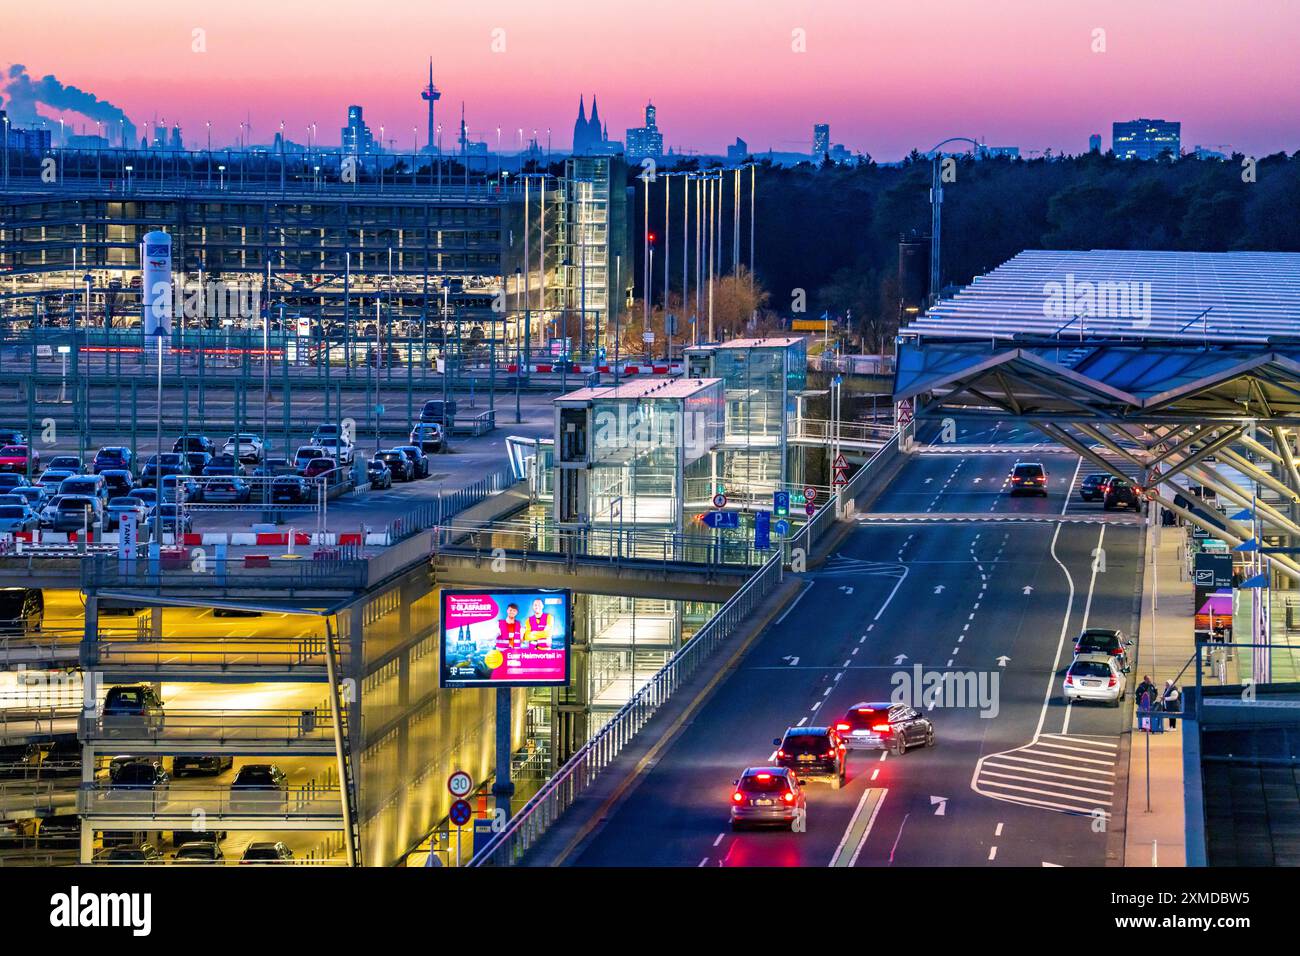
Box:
[449,799,473,827]
[448,771,473,798]
[440,589,571,688]
[701,511,740,529]
[712,493,727,509]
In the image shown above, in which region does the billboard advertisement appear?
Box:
[440,589,570,688]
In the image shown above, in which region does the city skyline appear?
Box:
[4,0,1300,159]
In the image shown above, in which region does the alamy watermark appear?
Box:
[592,406,718,459]
[1042,273,1151,328]
[891,664,1000,718]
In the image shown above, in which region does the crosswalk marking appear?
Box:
[971,733,1121,817]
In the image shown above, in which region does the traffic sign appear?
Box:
[712,493,727,509]
[804,486,817,502]
[448,770,473,798]
[834,453,848,469]
[805,502,816,516]
[449,799,473,827]
[774,519,791,536]
[773,491,790,517]
[833,469,848,487]
[754,510,771,550]
[701,511,740,529]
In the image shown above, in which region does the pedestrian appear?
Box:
[1134,674,1157,730]
[1161,679,1181,729]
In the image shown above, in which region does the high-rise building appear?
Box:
[813,123,830,158]
[1089,133,1102,153]
[0,111,52,153]
[625,102,664,159]
[341,105,376,154]
[1112,118,1180,160]
[726,137,749,163]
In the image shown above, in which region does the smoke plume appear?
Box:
[2,64,137,146]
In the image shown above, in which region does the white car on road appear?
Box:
[1063,653,1127,707]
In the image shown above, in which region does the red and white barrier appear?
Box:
[506,361,683,376]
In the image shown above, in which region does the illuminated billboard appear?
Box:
[440,589,571,688]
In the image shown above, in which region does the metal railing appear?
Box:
[791,418,894,446]
[385,464,518,544]
[468,548,785,866]
[432,519,772,569]
[92,634,332,671]
[81,553,369,590]
[78,782,344,820]
[80,707,336,745]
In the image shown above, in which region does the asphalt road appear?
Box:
[569,441,1146,867]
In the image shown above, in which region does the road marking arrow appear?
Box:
[996,655,1011,668]
[933,584,945,594]
[930,795,948,816]
[893,654,908,665]
[1022,585,1034,595]
[782,655,800,666]
[839,586,855,595]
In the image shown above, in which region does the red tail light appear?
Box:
[1065,675,1074,686]
[776,749,786,759]
[871,723,891,733]
[1112,648,1123,655]
[1108,675,1117,687]
[834,722,850,732]
[782,790,796,804]
[1074,645,1082,654]
[824,749,836,757]
[755,773,772,780]
[732,791,744,803]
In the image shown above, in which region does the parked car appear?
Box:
[0,588,43,634]
[102,684,165,736]
[173,841,224,864]
[172,435,217,456]
[253,457,297,477]
[57,474,108,504]
[200,476,251,504]
[103,759,170,810]
[1074,627,1133,672]
[92,446,134,474]
[9,486,44,509]
[131,487,159,510]
[293,445,329,474]
[0,474,28,493]
[0,445,38,473]
[152,504,192,535]
[202,453,243,477]
[409,423,445,454]
[393,445,430,479]
[158,474,200,503]
[101,843,163,864]
[221,433,265,464]
[0,429,27,448]
[375,450,413,481]
[49,495,102,532]
[419,399,457,427]
[1063,653,1127,707]
[35,469,74,493]
[140,453,184,487]
[366,458,392,489]
[302,458,340,482]
[270,475,310,503]
[0,504,39,533]
[229,763,288,813]
[310,424,345,446]
[172,754,234,777]
[44,455,83,474]
[315,437,355,465]
[37,495,64,529]
[184,451,214,476]
[240,841,294,863]
[99,469,136,500]
[104,496,149,532]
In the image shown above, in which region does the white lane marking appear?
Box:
[873,566,910,622]
[946,659,954,667]
[698,858,709,867]
[1061,522,1106,737]
[995,822,1004,837]
[810,702,821,712]
[951,647,960,655]
[713,834,725,847]
[851,647,859,656]
[988,846,997,861]
[823,687,833,697]
[879,752,888,762]
[870,768,880,781]
[843,659,851,668]
[829,787,890,868]
[979,770,1113,797]
[796,716,808,727]
[773,579,814,627]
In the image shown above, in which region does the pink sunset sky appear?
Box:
[5,0,1299,159]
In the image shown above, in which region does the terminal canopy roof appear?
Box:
[895,250,1300,424]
